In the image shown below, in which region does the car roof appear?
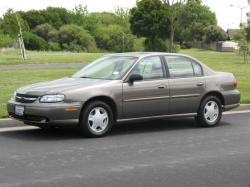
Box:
[106,52,194,59]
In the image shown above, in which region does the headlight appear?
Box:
[39,94,65,103]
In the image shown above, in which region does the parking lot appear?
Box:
[0,112,250,187]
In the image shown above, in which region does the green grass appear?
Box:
[0,48,250,118]
[180,48,250,104]
[0,68,77,118]
[0,49,105,65]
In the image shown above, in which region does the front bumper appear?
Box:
[7,99,82,126]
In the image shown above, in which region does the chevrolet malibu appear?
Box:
[7,53,240,137]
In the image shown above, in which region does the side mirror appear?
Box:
[129,74,143,83]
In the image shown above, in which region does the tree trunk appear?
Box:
[169,18,175,52]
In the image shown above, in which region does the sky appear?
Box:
[0,0,250,30]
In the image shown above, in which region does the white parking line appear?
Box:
[0,126,38,132]
[224,110,250,115]
[0,118,13,121]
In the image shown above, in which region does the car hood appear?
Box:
[16,77,112,96]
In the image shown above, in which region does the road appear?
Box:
[0,112,250,187]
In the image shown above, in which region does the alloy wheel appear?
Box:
[88,107,109,133]
[204,101,219,124]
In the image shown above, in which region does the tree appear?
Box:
[70,5,88,26]
[20,7,74,30]
[204,25,227,43]
[32,23,58,41]
[0,34,15,48]
[73,4,88,16]
[70,5,98,35]
[233,28,248,64]
[233,29,246,41]
[175,2,217,44]
[42,7,73,29]
[88,12,119,26]
[242,27,250,64]
[187,0,202,4]
[162,0,188,51]
[245,26,250,42]
[94,24,134,52]
[0,18,3,33]
[23,32,48,50]
[129,0,170,51]
[58,24,97,52]
[18,10,46,29]
[1,9,29,38]
[114,7,130,31]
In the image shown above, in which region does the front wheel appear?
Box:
[79,101,114,138]
[196,96,222,127]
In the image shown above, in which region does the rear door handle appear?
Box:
[158,85,166,89]
[197,82,204,87]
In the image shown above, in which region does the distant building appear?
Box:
[193,41,239,52]
[227,29,240,40]
[218,41,239,52]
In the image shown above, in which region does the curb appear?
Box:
[0,119,26,128]
[231,104,250,111]
[0,104,250,128]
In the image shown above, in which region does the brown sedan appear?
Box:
[7,53,240,137]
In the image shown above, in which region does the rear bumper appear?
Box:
[7,100,82,126]
[223,103,240,111]
[222,89,241,111]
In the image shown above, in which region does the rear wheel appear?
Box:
[196,96,222,127]
[79,101,114,137]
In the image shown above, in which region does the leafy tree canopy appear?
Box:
[1,9,29,37]
[175,2,217,42]
[19,7,73,30]
[129,0,170,39]
[245,27,250,42]
[32,23,58,42]
[94,24,134,52]
[204,25,227,43]
[23,31,48,50]
[58,24,97,52]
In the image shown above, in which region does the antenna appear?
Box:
[15,13,27,60]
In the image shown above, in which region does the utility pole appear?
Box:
[230,4,250,27]
[16,13,26,60]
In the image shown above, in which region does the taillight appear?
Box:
[233,79,237,88]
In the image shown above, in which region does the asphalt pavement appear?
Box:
[0,112,250,187]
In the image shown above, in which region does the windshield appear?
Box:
[72,56,138,80]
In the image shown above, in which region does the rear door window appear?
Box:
[165,56,194,78]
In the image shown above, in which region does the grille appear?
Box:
[15,93,39,103]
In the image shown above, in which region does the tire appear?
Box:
[79,101,114,138]
[196,96,222,127]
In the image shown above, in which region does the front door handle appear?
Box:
[197,82,204,87]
